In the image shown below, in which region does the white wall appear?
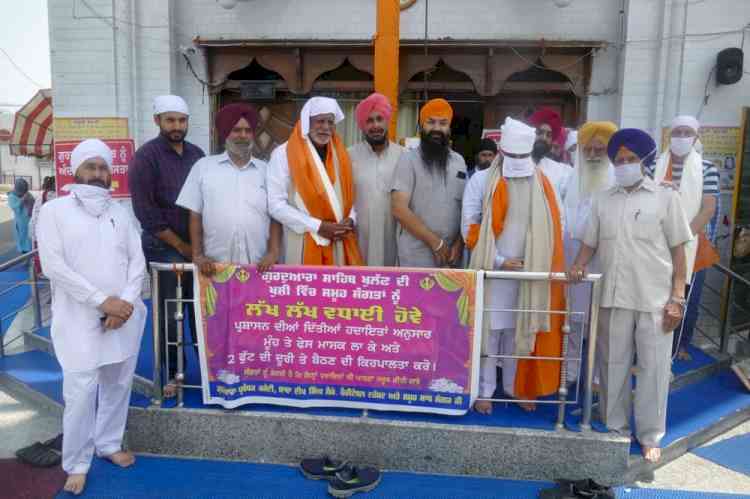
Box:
[48,0,750,153]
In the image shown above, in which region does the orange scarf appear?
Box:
[467,174,566,400]
[665,161,718,273]
[286,122,363,266]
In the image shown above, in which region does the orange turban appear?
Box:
[419,98,453,126]
[578,121,618,147]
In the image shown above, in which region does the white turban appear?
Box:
[671,115,700,133]
[153,95,190,116]
[565,130,578,150]
[71,138,113,172]
[300,97,345,136]
[499,117,536,155]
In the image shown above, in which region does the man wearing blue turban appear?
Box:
[568,128,692,463]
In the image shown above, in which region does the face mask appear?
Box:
[502,156,535,178]
[64,183,112,218]
[614,162,643,187]
[670,137,694,157]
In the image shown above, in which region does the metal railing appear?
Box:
[478,271,602,431]
[0,250,45,358]
[148,263,603,430]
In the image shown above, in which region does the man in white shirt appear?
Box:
[177,103,281,274]
[569,128,691,463]
[38,139,147,495]
[267,97,362,266]
[348,92,403,266]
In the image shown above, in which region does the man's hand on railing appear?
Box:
[567,263,586,283]
[194,255,217,276]
[99,297,133,321]
[501,258,524,271]
[257,249,279,273]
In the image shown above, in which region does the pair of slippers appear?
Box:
[539,478,614,499]
[15,434,63,468]
[300,456,381,498]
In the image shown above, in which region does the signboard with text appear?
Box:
[54,117,129,142]
[194,265,482,415]
[53,140,134,198]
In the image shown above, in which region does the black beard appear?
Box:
[476,160,492,171]
[75,176,108,189]
[160,128,186,144]
[531,140,551,163]
[365,133,387,147]
[419,131,450,174]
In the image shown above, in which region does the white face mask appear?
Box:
[614,162,643,187]
[502,156,535,178]
[670,136,695,157]
[64,183,113,218]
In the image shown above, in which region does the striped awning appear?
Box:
[10,89,53,158]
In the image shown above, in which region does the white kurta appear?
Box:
[461,169,531,330]
[37,196,147,372]
[348,141,403,266]
[537,157,571,225]
[267,142,357,263]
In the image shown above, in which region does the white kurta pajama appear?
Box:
[463,168,532,397]
[38,193,146,475]
[347,141,403,266]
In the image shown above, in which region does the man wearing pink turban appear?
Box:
[527,107,572,212]
[347,93,404,266]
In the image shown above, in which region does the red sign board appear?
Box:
[53,140,134,198]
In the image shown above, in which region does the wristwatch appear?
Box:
[669,296,686,308]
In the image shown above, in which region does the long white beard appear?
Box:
[578,157,613,197]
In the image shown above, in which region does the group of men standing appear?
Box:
[36,88,718,493]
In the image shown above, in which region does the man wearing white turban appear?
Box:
[130,94,204,397]
[463,118,566,414]
[267,96,363,266]
[647,115,720,361]
[38,139,147,495]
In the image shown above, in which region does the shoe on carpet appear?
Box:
[327,464,381,497]
[300,455,346,480]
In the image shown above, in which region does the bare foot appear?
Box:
[642,446,661,463]
[473,400,493,415]
[677,349,692,361]
[106,450,136,467]
[163,381,177,399]
[63,474,87,495]
[517,401,537,412]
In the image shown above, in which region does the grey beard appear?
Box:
[225,140,253,160]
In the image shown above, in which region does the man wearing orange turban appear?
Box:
[348,93,404,266]
[391,98,466,268]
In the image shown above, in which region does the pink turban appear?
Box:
[215,103,259,141]
[528,107,563,141]
[355,93,393,131]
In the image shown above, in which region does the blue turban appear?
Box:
[607,128,657,166]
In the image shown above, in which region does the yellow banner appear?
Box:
[54,117,129,141]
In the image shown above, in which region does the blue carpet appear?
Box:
[631,369,750,455]
[0,269,30,335]
[0,350,151,407]
[671,345,717,376]
[692,433,750,476]
[52,455,750,499]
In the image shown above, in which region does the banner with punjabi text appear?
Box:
[194,265,483,415]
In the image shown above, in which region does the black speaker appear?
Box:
[716,47,743,85]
